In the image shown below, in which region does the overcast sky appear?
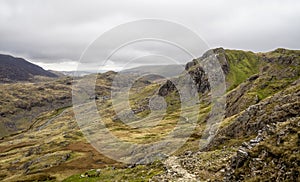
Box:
[0,0,299,71]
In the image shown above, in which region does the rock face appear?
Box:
[158,80,176,97]
[0,54,57,83]
[159,48,229,96]
[187,65,210,93]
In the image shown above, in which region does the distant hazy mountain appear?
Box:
[121,64,185,78]
[0,54,57,83]
[47,70,66,77]
[48,70,94,77]
[60,71,93,77]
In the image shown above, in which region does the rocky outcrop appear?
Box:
[261,48,300,66]
[187,65,210,93]
[158,80,177,97]
[224,117,300,181]
[159,48,229,96]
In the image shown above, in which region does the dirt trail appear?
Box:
[37,108,69,131]
[164,156,197,182]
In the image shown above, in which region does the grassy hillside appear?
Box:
[225,50,261,90]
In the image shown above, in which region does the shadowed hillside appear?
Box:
[0,54,57,83]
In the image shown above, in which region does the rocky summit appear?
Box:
[0,48,299,181]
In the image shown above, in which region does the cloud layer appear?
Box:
[0,0,299,71]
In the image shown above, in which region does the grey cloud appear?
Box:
[0,0,299,70]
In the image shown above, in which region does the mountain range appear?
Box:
[0,48,299,181]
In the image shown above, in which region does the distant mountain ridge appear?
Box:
[121,64,185,78]
[0,54,57,83]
